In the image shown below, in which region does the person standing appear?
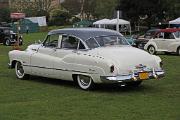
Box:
[26,25,29,34]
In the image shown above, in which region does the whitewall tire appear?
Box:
[15,62,29,79]
[5,38,11,46]
[77,75,95,90]
[148,46,156,55]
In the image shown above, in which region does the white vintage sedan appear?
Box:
[144,28,180,55]
[8,28,165,90]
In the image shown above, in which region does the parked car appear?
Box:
[0,27,23,46]
[125,36,136,46]
[144,28,180,55]
[134,29,160,49]
[8,28,165,90]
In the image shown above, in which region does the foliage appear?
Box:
[165,0,180,19]
[10,0,51,17]
[61,0,81,15]
[0,32,180,120]
[94,0,117,19]
[118,0,168,27]
[61,0,117,19]
[49,9,71,26]
[0,8,11,22]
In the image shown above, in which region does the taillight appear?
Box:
[110,65,115,73]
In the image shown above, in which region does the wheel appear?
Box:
[126,81,142,87]
[4,38,11,46]
[77,75,95,90]
[15,62,29,79]
[148,45,156,55]
[177,47,180,56]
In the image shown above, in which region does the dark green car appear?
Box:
[0,27,23,46]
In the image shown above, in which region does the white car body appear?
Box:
[144,28,180,55]
[9,28,165,90]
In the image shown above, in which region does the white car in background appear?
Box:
[9,28,165,90]
[144,28,180,55]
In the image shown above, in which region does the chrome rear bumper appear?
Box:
[101,70,165,83]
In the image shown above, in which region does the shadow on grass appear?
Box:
[94,83,156,93]
[26,75,156,93]
[28,75,76,88]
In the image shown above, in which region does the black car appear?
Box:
[0,27,23,46]
[134,29,160,49]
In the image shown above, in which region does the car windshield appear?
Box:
[174,31,180,38]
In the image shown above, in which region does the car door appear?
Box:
[30,34,59,77]
[155,32,176,51]
[161,32,177,50]
[53,35,86,80]
[153,32,166,51]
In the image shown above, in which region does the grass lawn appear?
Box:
[0,32,180,120]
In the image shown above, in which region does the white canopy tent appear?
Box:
[93,19,110,28]
[93,19,110,25]
[93,18,131,34]
[108,19,130,25]
[169,17,180,24]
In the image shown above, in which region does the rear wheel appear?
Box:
[4,38,11,46]
[177,47,180,56]
[15,62,29,79]
[148,45,156,55]
[77,75,95,90]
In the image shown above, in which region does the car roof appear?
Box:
[146,29,160,32]
[48,28,121,40]
[0,27,10,29]
[160,28,180,33]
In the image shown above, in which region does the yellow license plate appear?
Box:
[139,72,149,80]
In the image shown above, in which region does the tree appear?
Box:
[62,0,117,19]
[117,0,169,28]
[49,9,71,25]
[10,0,52,17]
[0,8,10,22]
[94,0,117,19]
[165,0,180,19]
[61,0,81,15]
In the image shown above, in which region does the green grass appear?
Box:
[0,32,180,120]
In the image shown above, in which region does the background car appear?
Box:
[0,27,23,46]
[134,29,160,49]
[125,36,136,46]
[144,28,180,55]
[8,28,164,90]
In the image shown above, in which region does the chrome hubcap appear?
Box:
[149,47,155,54]
[79,75,91,86]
